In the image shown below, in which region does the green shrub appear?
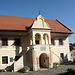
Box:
[21,66,30,73]
[55,62,59,65]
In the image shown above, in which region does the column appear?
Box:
[50,50,53,68]
[32,32,35,45]
[30,35,32,45]
[46,35,48,44]
[48,34,51,45]
[32,47,38,71]
[41,34,43,44]
[49,34,53,68]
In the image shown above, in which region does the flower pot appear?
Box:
[25,70,29,72]
[56,65,59,67]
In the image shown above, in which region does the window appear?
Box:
[2,56,8,64]
[10,58,13,62]
[35,40,39,44]
[59,39,63,45]
[51,38,55,45]
[15,56,21,61]
[60,53,64,59]
[14,38,21,46]
[35,33,41,44]
[1,38,8,46]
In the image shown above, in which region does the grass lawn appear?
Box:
[57,72,75,75]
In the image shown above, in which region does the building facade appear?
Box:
[0,15,73,71]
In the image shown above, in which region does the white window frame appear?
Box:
[1,55,9,65]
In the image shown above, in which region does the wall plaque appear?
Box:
[40,47,46,51]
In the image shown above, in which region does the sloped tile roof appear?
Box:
[0,15,72,33]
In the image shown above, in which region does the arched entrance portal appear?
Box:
[39,53,49,68]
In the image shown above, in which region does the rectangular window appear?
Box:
[1,38,8,46]
[14,38,21,46]
[59,39,63,45]
[2,56,8,64]
[60,53,64,59]
[51,38,55,45]
[10,58,13,62]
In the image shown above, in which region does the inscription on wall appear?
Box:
[40,47,46,51]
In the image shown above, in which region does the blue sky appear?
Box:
[0,0,75,43]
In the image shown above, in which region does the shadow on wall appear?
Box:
[60,54,68,64]
[5,63,14,72]
[5,36,30,71]
[53,52,75,65]
[60,54,75,65]
[24,50,33,70]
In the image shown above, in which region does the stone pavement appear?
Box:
[0,65,75,75]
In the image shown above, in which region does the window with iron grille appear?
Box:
[2,56,8,64]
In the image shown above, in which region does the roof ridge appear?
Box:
[0,15,36,19]
[56,19,72,31]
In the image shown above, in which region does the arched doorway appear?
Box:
[39,53,49,68]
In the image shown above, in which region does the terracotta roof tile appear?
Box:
[45,19,72,33]
[0,15,72,33]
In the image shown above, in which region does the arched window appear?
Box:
[35,33,41,44]
[43,34,49,44]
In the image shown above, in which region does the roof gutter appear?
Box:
[51,31,73,34]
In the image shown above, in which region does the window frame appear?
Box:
[59,38,64,45]
[1,55,9,65]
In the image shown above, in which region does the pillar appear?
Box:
[32,32,35,45]
[41,34,43,44]
[32,46,38,71]
[49,34,53,68]
[50,50,53,68]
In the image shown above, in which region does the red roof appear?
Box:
[0,15,72,33]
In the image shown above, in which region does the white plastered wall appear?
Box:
[51,33,70,63]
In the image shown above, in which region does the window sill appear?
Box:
[58,45,64,46]
[1,63,9,65]
[13,45,21,47]
[0,46,9,48]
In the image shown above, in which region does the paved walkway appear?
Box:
[0,65,75,75]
